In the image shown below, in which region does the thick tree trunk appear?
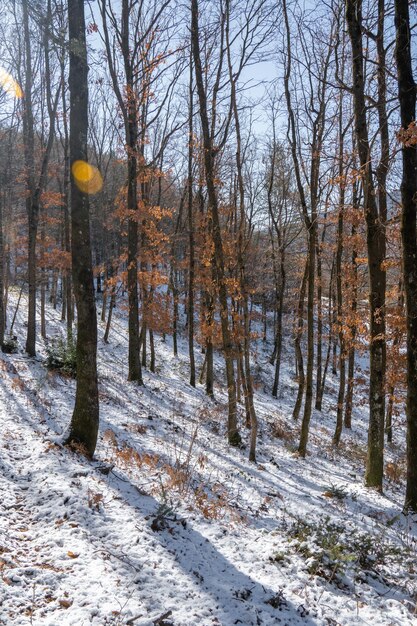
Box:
[394,0,417,511]
[347,0,386,490]
[126,149,142,383]
[64,0,99,458]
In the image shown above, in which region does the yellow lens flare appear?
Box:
[71,160,103,194]
[0,66,23,99]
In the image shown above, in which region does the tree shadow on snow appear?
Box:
[99,470,320,626]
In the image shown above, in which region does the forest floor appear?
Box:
[0,287,416,626]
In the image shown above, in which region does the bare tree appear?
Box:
[346,0,386,490]
[22,0,61,356]
[64,0,99,457]
[191,0,240,445]
[394,0,417,511]
[282,0,334,456]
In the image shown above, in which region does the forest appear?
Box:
[0,0,417,624]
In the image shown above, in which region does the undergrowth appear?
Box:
[281,515,411,590]
[45,336,77,377]
[103,427,244,523]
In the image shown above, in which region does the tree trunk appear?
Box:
[319,259,335,403]
[22,0,37,356]
[347,0,386,490]
[344,217,358,429]
[298,228,316,455]
[64,0,99,458]
[192,0,239,445]
[140,321,147,368]
[126,151,142,383]
[272,256,285,397]
[149,328,155,373]
[385,281,404,443]
[333,183,346,446]
[187,50,196,387]
[40,222,46,340]
[394,0,417,511]
[225,1,257,459]
[103,281,117,344]
[23,0,58,356]
[315,231,323,410]
[100,0,143,384]
[60,56,73,340]
[293,260,308,420]
[0,196,4,348]
[334,85,347,446]
[204,291,214,397]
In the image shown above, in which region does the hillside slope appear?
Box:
[0,291,416,625]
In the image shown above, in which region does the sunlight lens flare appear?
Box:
[0,66,23,99]
[71,160,103,194]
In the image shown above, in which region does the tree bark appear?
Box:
[293,260,308,420]
[344,198,359,429]
[226,0,257,460]
[187,49,196,387]
[64,0,99,458]
[346,0,386,490]
[394,0,417,511]
[0,196,4,348]
[100,0,143,384]
[23,0,59,356]
[282,0,331,455]
[191,0,239,445]
[315,230,323,410]
[333,168,346,446]
[22,0,36,356]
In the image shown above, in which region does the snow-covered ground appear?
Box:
[0,288,416,625]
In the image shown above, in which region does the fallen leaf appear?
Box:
[67,551,79,559]
[59,599,73,609]
[322,491,334,498]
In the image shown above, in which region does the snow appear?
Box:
[0,287,416,625]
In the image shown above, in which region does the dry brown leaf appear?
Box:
[67,551,79,559]
[59,599,73,609]
[322,491,334,498]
